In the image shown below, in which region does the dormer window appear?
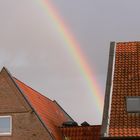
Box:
[126,97,140,113]
[0,116,12,136]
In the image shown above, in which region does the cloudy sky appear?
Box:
[0,0,140,124]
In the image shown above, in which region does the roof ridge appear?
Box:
[60,125,101,128]
[116,41,140,43]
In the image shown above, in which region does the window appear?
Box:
[126,97,140,112]
[0,116,12,136]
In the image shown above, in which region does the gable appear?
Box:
[0,68,54,139]
[0,68,31,113]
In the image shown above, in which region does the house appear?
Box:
[101,42,140,139]
[0,67,101,140]
[0,67,73,140]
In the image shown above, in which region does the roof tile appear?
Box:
[108,42,140,137]
[60,125,101,140]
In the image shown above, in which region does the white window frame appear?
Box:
[0,116,12,136]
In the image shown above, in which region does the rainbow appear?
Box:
[36,0,103,112]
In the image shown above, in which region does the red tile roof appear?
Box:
[60,125,101,140]
[102,42,140,138]
[14,78,73,140]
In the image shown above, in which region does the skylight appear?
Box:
[126,97,140,113]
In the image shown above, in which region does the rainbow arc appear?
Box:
[36,0,103,112]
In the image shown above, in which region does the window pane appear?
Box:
[0,116,11,134]
[126,97,140,112]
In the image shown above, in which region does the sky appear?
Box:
[0,0,140,125]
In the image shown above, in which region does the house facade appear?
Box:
[0,68,53,139]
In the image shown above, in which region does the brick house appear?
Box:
[0,67,100,139]
[0,67,73,140]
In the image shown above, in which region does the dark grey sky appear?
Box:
[0,0,140,124]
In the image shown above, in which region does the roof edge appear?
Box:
[101,42,115,137]
[60,124,101,128]
[53,100,74,122]
[13,77,54,102]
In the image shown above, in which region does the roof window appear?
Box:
[126,97,140,112]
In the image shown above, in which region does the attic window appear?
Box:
[126,97,140,112]
[0,116,12,136]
